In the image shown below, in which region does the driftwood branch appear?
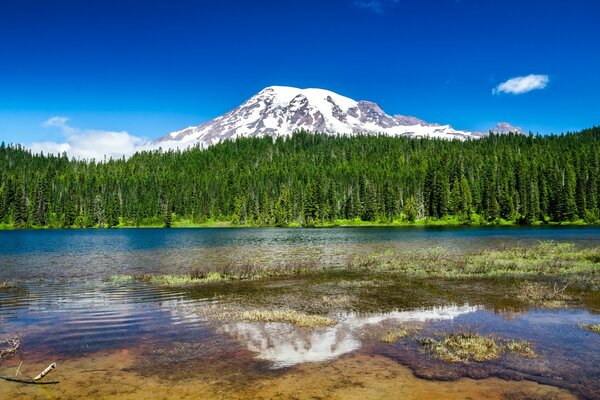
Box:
[0,336,60,385]
[34,363,56,381]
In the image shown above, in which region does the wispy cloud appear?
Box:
[492,74,549,95]
[31,117,181,160]
[353,0,398,14]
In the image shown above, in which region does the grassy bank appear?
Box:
[1,215,596,230]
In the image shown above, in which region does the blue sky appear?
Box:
[1,0,599,147]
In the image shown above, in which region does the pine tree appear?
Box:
[302,181,319,226]
[13,182,28,228]
[163,202,173,228]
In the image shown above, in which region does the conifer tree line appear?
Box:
[1,127,599,228]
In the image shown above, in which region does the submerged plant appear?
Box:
[581,324,600,334]
[381,328,411,344]
[419,333,536,363]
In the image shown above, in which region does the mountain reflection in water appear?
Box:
[217,305,479,367]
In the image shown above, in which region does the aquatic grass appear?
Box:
[581,324,600,334]
[110,275,135,284]
[320,294,354,308]
[110,243,600,291]
[151,272,229,285]
[381,328,411,344]
[110,260,323,287]
[419,333,536,363]
[0,281,17,289]
[235,309,336,328]
[351,242,600,279]
[514,281,576,307]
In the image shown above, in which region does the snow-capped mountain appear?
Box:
[157,86,525,147]
[157,86,479,147]
[473,122,525,137]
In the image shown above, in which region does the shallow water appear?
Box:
[1,227,599,399]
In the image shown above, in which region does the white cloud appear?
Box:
[30,117,186,160]
[492,74,549,95]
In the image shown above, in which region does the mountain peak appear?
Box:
[473,122,526,137]
[258,86,359,111]
[158,87,514,146]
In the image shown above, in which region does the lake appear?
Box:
[0,226,599,399]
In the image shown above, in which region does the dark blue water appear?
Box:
[1,226,599,256]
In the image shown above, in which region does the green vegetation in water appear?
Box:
[111,261,321,287]
[111,273,231,286]
[381,328,418,344]
[110,243,600,299]
[2,128,600,229]
[353,241,600,279]
[0,281,16,289]
[419,333,536,363]
[581,324,600,334]
[514,281,576,308]
[232,309,336,328]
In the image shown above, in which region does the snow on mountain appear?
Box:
[156,86,477,147]
[472,122,526,137]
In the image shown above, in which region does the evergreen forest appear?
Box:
[1,128,599,228]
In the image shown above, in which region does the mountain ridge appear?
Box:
[157,86,524,147]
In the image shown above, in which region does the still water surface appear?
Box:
[0,226,599,399]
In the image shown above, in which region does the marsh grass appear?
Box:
[320,294,354,308]
[110,275,135,284]
[514,281,576,307]
[419,333,536,363]
[352,242,600,280]
[581,324,600,334]
[0,281,16,289]
[111,261,321,287]
[381,328,412,344]
[234,309,336,328]
[111,243,600,290]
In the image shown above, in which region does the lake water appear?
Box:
[1,226,599,281]
[0,226,599,399]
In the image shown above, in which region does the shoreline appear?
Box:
[0,219,596,231]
